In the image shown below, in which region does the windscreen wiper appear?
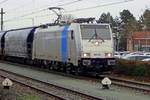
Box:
[88,28,104,42]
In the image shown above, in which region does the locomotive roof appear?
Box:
[0,22,110,33]
[0,22,68,32]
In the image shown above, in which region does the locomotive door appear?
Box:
[67,30,77,65]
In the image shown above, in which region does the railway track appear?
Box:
[99,75,150,93]
[0,67,103,100]
[0,60,149,98]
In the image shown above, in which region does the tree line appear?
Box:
[97,9,150,51]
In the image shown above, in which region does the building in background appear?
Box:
[127,31,150,52]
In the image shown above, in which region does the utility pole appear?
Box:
[0,8,5,31]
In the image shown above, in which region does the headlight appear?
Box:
[105,53,112,57]
[83,53,90,57]
[84,53,87,57]
[95,41,99,46]
[108,53,111,57]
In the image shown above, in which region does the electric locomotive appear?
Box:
[0,18,115,75]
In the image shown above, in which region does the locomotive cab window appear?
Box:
[80,25,111,40]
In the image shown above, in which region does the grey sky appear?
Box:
[0,0,150,30]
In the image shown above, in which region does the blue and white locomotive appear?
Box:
[0,21,115,74]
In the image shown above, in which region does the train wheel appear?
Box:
[74,67,81,76]
[48,61,53,70]
[74,69,79,76]
[41,60,47,69]
[49,66,53,70]
[65,66,71,74]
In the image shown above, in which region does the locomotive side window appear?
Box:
[71,30,74,40]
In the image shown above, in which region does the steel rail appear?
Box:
[0,60,149,95]
[0,66,103,100]
[99,75,150,93]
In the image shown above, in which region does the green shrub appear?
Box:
[133,65,146,76]
[115,59,150,77]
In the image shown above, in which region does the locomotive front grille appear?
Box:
[81,58,115,66]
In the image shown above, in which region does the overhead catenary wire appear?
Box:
[38,0,134,18]
[4,0,83,22]
[58,0,82,6]
[7,0,83,13]
[66,0,134,13]
[6,0,66,13]
[0,0,9,5]
[6,0,35,13]
[4,0,134,23]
